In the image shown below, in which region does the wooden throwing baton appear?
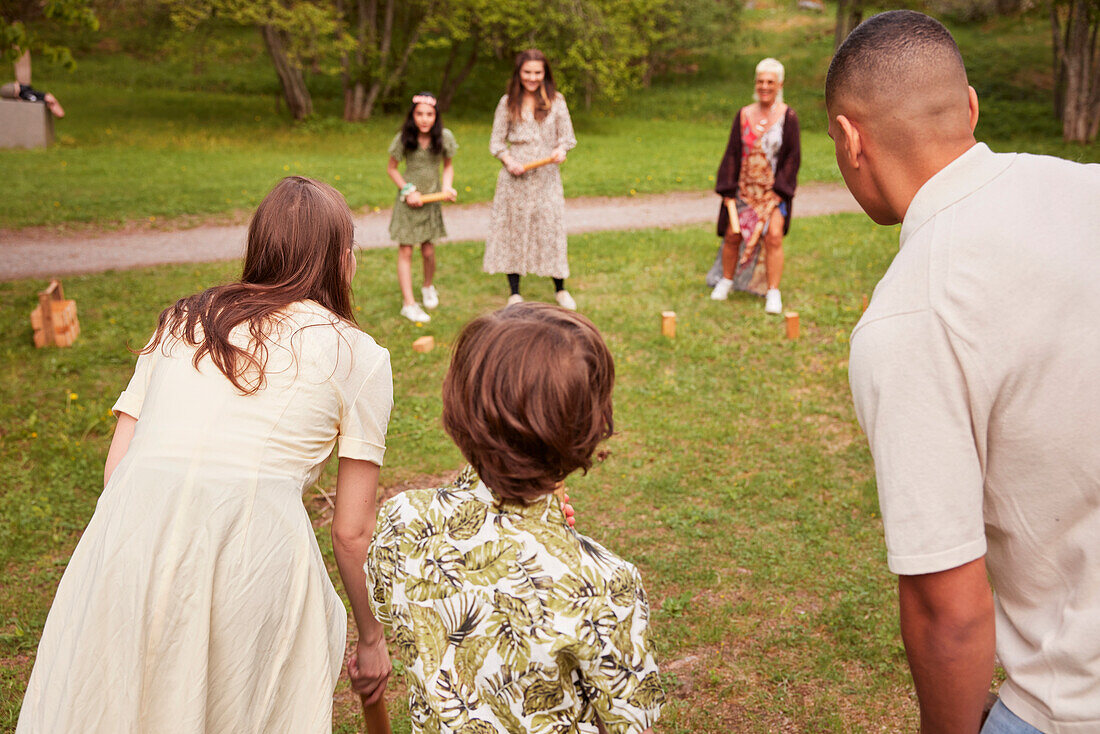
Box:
[361,695,392,734]
[522,156,557,172]
[417,191,454,204]
[725,199,741,235]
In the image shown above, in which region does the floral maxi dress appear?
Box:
[484,93,577,278]
[727,117,784,295]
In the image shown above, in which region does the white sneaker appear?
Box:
[400,303,431,323]
[765,288,783,314]
[555,290,577,310]
[422,285,439,310]
[506,293,524,306]
[710,278,734,301]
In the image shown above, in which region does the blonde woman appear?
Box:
[710,57,801,314]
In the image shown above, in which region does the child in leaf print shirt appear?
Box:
[365,303,663,734]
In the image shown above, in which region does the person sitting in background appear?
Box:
[1,82,64,117]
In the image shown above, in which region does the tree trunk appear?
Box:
[259,25,312,120]
[437,34,479,112]
[345,2,426,122]
[1054,0,1100,143]
[1053,2,1067,119]
[834,0,863,50]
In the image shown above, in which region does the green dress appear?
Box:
[388,128,457,244]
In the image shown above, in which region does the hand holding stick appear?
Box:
[522,156,557,172]
[347,635,391,730]
[418,190,455,204]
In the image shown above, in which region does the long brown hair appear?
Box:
[506,48,557,123]
[142,176,357,394]
[442,303,614,502]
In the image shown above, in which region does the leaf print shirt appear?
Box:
[367,466,664,734]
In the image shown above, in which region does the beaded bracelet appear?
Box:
[399,183,417,202]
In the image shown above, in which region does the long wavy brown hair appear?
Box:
[142,176,357,394]
[506,48,557,123]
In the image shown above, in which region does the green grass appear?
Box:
[2,4,1095,229]
[1,214,919,731]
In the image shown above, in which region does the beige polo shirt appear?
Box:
[849,143,1100,733]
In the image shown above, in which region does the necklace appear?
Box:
[754,106,775,132]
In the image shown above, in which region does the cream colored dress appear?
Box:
[17,301,393,734]
[484,93,577,278]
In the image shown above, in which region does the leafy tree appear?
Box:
[1,0,99,70]
[430,0,735,112]
[162,0,439,122]
[542,0,662,108]
[641,0,736,85]
[160,0,741,121]
[337,0,443,121]
[162,0,339,120]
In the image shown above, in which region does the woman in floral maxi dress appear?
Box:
[485,49,578,310]
[709,57,801,315]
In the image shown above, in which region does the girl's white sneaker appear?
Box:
[710,278,734,300]
[400,303,431,323]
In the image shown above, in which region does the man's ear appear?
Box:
[837,114,862,169]
[967,85,980,132]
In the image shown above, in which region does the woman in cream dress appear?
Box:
[17,177,393,733]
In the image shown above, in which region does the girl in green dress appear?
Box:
[386,93,458,323]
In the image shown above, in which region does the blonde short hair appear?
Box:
[752,57,785,104]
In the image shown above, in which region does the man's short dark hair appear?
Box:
[826,10,965,108]
[442,303,614,503]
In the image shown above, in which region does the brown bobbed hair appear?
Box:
[142,176,357,394]
[442,303,614,502]
[506,48,558,123]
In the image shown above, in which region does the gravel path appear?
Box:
[0,183,861,280]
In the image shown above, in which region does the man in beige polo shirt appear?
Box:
[827,11,1100,734]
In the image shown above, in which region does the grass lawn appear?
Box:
[3,4,1096,229]
[1,214,928,731]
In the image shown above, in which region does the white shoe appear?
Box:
[765,288,783,314]
[506,293,524,306]
[400,303,431,323]
[422,285,439,310]
[555,290,576,310]
[710,278,734,301]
